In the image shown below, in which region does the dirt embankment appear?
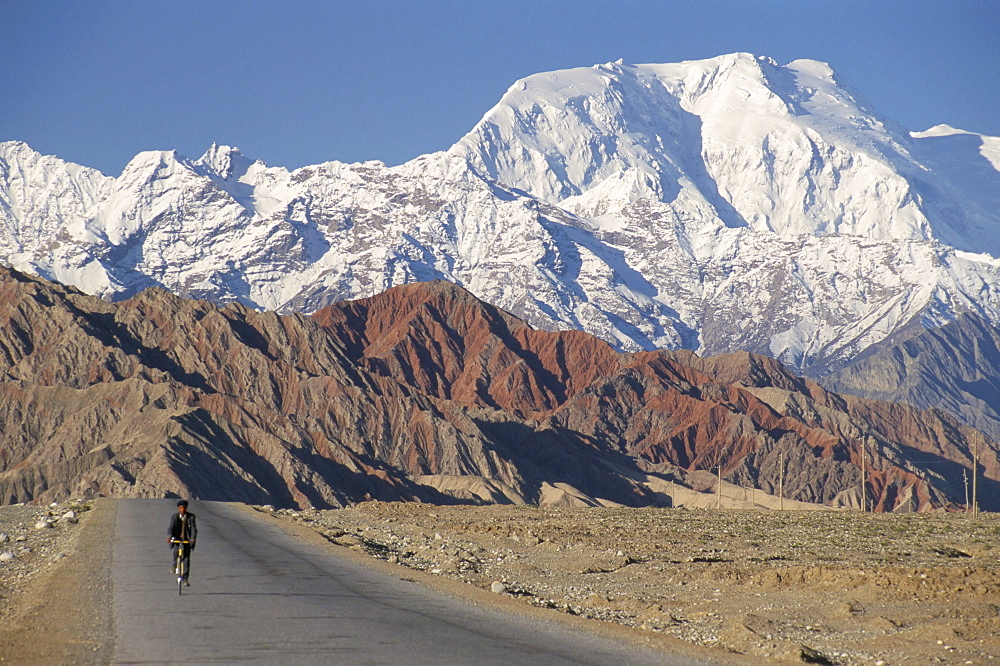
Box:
[268,503,1000,665]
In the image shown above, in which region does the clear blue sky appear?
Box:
[3,0,998,177]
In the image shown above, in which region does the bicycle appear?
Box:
[170,539,192,595]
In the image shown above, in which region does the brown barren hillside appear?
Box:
[0,267,995,510]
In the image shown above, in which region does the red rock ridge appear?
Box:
[1,268,994,510]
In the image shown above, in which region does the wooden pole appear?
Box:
[717,465,722,510]
[973,432,979,517]
[779,452,784,511]
[860,438,866,512]
[964,468,969,513]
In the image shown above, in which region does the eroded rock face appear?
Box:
[0,267,993,510]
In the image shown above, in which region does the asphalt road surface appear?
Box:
[110,500,703,664]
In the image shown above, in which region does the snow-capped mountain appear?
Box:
[3,53,1000,375]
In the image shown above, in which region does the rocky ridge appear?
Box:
[824,312,1000,443]
[0,266,995,511]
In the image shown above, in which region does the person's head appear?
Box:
[177,499,189,514]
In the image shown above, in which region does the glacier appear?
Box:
[2,53,999,375]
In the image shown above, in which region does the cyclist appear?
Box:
[167,499,198,585]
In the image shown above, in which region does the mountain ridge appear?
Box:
[3,266,996,511]
[3,54,1000,383]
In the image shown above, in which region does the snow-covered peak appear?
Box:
[195,143,255,181]
[3,55,1000,378]
[913,124,968,138]
[450,53,997,248]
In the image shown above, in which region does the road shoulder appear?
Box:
[0,499,115,664]
[238,503,741,664]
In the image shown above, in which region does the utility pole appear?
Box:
[779,452,784,511]
[963,469,970,513]
[717,465,722,510]
[860,438,867,513]
[973,431,980,517]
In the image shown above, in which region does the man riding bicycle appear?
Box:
[168,500,198,585]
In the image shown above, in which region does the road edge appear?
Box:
[237,503,750,665]
[0,498,116,664]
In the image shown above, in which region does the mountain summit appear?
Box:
[2,54,1000,377]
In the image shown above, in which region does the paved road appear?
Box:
[111,500,703,664]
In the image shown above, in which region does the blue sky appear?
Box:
[3,0,998,177]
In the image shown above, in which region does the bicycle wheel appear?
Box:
[176,552,184,595]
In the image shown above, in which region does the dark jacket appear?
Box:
[168,512,198,548]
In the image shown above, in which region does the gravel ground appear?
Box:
[3,500,997,664]
[0,501,89,620]
[0,499,113,664]
[264,503,1000,665]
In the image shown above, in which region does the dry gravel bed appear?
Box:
[266,503,1000,665]
[0,501,90,622]
[0,499,113,664]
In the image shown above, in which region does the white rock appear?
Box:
[61,511,78,524]
[0,552,14,561]
[491,581,508,594]
[0,533,8,543]
[35,520,53,529]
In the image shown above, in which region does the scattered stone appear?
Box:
[490,581,508,594]
[35,519,53,530]
[799,645,835,664]
[61,511,78,524]
[0,552,14,562]
[933,546,972,558]
[0,533,8,542]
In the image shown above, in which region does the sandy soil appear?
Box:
[265,503,1000,665]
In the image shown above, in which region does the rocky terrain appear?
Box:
[823,313,1000,443]
[2,266,997,512]
[0,500,90,621]
[1,498,997,664]
[269,502,1000,665]
[0,499,113,664]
